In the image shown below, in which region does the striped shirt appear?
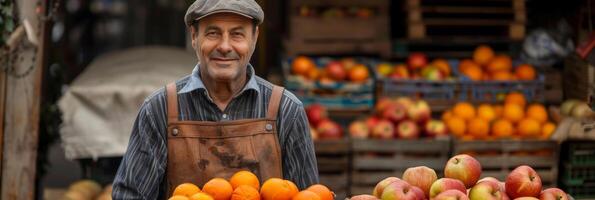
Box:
[112,64,319,199]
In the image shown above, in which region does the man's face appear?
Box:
[191,13,259,82]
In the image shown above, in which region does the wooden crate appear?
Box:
[286,0,390,56]
[392,37,521,59]
[453,140,559,187]
[315,139,351,200]
[405,0,526,40]
[350,138,451,195]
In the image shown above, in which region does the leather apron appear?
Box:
[165,83,284,196]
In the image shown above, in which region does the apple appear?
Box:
[341,57,358,71]
[372,119,395,139]
[349,120,370,139]
[409,186,425,200]
[539,188,569,200]
[402,166,437,198]
[366,116,380,128]
[391,64,410,79]
[444,154,482,188]
[373,177,402,198]
[429,178,467,198]
[425,120,448,137]
[325,61,347,81]
[383,103,408,123]
[433,190,470,200]
[310,127,319,140]
[407,100,431,123]
[514,197,539,200]
[316,119,343,139]
[351,195,380,200]
[396,120,420,139]
[395,97,414,109]
[377,63,394,77]
[381,181,421,200]
[408,53,428,71]
[478,177,506,196]
[376,97,394,114]
[306,104,328,127]
[469,180,503,200]
[505,165,542,199]
[421,66,444,81]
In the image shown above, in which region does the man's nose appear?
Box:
[216,34,233,55]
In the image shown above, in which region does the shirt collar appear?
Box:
[178,63,260,97]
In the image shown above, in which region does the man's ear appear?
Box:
[190,27,198,49]
[253,26,259,45]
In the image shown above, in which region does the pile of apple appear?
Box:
[375,53,452,81]
[291,56,371,83]
[348,97,447,139]
[306,104,344,140]
[349,154,570,200]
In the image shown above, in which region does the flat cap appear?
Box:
[184,0,264,27]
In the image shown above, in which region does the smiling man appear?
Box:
[111,0,319,199]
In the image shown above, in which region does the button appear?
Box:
[265,123,273,131]
[172,128,179,136]
[222,114,228,119]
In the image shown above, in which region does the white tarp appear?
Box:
[58,46,196,160]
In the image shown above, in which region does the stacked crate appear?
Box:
[314,139,351,200]
[560,141,595,199]
[350,138,451,195]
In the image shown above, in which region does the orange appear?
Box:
[473,45,495,66]
[292,191,321,200]
[541,122,556,139]
[349,64,370,83]
[306,184,334,200]
[526,104,548,124]
[446,116,467,138]
[491,71,514,81]
[202,178,233,200]
[306,68,320,80]
[458,59,476,73]
[190,193,215,200]
[170,196,190,200]
[491,119,515,139]
[477,104,497,122]
[462,64,483,81]
[285,180,299,196]
[173,183,201,197]
[467,118,490,139]
[517,118,542,138]
[260,178,298,200]
[231,185,261,200]
[493,105,504,118]
[230,171,260,190]
[515,64,536,80]
[505,92,527,108]
[503,103,525,123]
[442,110,453,122]
[431,58,451,77]
[453,102,476,120]
[292,56,316,76]
[486,55,512,73]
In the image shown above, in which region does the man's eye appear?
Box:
[206,32,219,36]
[232,32,244,37]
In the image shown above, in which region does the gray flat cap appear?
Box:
[184,0,264,27]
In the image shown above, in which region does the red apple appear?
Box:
[514,197,539,200]
[408,52,428,71]
[376,97,394,114]
[469,180,503,200]
[407,100,431,123]
[381,181,422,200]
[505,165,542,199]
[366,116,380,128]
[425,120,448,137]
[350,194,379,200]
[402,166,437,198]
[372,119,395,139]
[349,120,369,139]
[306,104,328,127]
[391,64,410,79]
[373,177,402,198]
[325,61,347,81]
[396,120,420,139]
[395,97,414,109]
[383,103,408,123]
[316,119,343,139]
[444,154,482,188]
[478,177,506,196]
[433,190,470,200]
[410,186,425,200]
[429,178,467,198]
[539,188,569,200]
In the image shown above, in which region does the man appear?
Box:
[112,0,319,199]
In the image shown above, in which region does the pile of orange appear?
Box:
[169,171,334,200]
[443,92,556,140]
[291,56,370,83]
[459,45,537,81]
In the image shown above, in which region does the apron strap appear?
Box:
[266,85,284,119]
[166,82,179,123]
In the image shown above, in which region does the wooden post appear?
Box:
[1,0,48,199]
